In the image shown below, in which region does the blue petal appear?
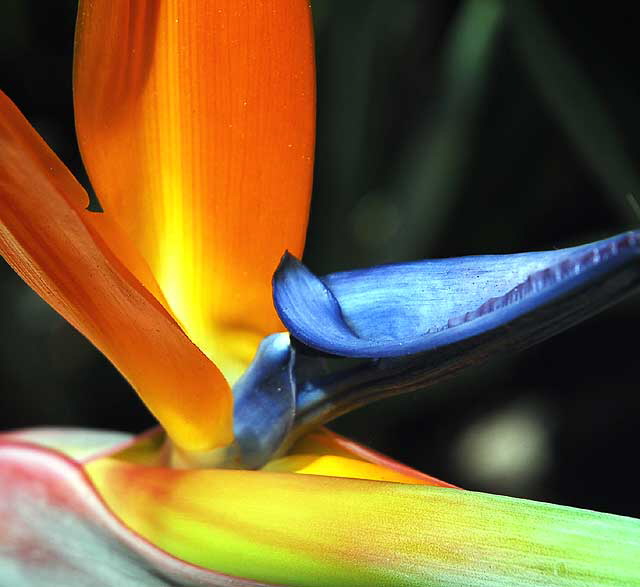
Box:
[232,333,294,468]
[274,231,640,358]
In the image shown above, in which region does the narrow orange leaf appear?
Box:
[0,91,232,452]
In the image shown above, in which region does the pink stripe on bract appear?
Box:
[0,439,281,587]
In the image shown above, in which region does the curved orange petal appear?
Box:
[74,0,316,384]
[0,91,232,451]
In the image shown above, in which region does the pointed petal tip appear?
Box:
[272,428,457,487]
[273,250,297,279]
[273,251,361,353]
[280,249,297,263]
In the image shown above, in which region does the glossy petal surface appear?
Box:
[0,92,232,451]
[275,232,640,357]
[74,0,316,384]
[88,456,640,587]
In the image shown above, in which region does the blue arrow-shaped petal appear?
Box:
[275,231,640,358]
[272,231,640,438]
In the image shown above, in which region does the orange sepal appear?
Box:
[279,427,457,486]
[0,91,232,452]
[74,0,316,384]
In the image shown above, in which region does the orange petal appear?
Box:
[74,0,316,384]
[282,427,456,486]
[262,454,443,484]
[0,91,232,451]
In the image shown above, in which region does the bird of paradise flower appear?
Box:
[0,1,639,586]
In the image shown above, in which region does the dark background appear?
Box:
[1,1,638,517]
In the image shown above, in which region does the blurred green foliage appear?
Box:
[1,1,638,516]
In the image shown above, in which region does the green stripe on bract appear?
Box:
[88,460,640,587]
